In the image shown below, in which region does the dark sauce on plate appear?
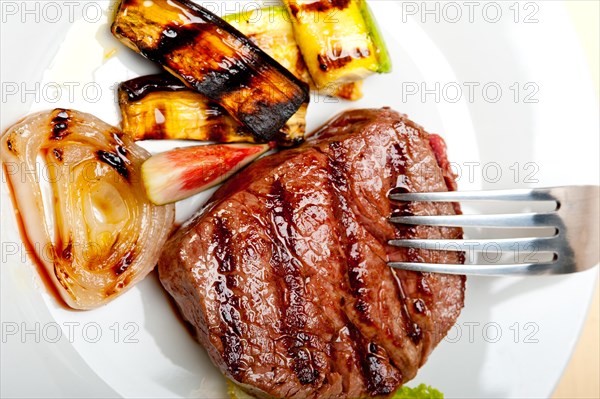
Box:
[3,164,68,308]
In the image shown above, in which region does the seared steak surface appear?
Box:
[159,108,465,398]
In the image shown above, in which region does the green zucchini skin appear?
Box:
[281,0,392,88]
[358,0,392,73]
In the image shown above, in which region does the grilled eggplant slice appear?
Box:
[282,0,392,89]
[118,74,306,146]
[224,5,363,101]
[111,0,309,142]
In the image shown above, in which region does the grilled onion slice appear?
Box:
[1,109,175,309]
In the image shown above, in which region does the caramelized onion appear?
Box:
[1,109,175,309]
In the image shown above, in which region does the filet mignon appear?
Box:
[158,108,465,398]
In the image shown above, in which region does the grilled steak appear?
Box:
[158,108,465,398]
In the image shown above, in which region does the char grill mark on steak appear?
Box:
[215,218,236,273]
[325,141,405,394]
[386,140,425,346]
[268,178,323,386]
[346,322,402,396]
[324,133,420,378]
[326,141,372,323]
[265,153,371,398]
[213,217,244,376]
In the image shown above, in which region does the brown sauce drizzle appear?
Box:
[2,164,67,308]
[119,74,188,102]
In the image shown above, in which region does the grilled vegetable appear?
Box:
[224,5,363,101]
[118,74,252,143]
[320,80,363,101]
[223,6,311,83]
[118,74,306,146]
[111,0,309,142]
[141,143,270,205]
[282,0,392,88]
[1,109,174,309]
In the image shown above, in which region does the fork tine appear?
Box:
[389,187,557,202]
[387,185,599,275]
[389,212,559,228]
[388,261,559,275]
[388,237,557,252]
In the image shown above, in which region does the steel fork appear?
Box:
[388,185,599,275]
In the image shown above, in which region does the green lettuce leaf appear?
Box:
[391,384,444,399]
[227,379,444,399]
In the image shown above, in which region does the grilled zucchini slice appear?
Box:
[224,5,363,101]
[119,74,250,143]
[118,74,306,146]
[223,6,311,83]
[111,0,309,142]
[282,0,391,89]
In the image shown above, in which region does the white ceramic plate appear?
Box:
[1,1,598,398]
